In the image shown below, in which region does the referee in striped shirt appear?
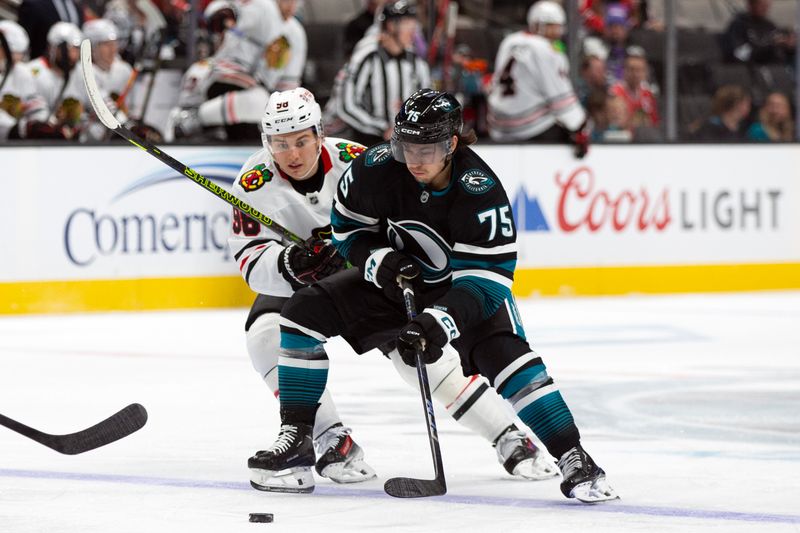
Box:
[334,0,431,147]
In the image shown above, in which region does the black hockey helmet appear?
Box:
[391,89,463,165]
[393,88,463,144]
[378,0,418,27]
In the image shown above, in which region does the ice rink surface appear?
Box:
[1,291,799,532]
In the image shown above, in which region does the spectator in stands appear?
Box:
[344,0,385,57]
[692,85,751,142]
[487,1,589,158]
[577,54,608,108]
[582,0,637,35]
[722,0,796,64]
[746,91,793,141]
[609,46,659,128]
[604,3,632,82]
[333,0,430,147]
[17,0,84,60]
[599,93,634,142]
[0,20,48,140]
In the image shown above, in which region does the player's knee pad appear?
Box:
[245,312,281,390]
[388,346,482,407]
[388,345,459,392]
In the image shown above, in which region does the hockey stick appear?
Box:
[79,39,305,247]
[0,403,148,455]
[0,30,13,94]
[383,280,447,498]
[45,43,73,124]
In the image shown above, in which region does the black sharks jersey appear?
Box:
[331,142,519,333]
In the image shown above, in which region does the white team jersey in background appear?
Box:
[26,57,65,112]
[227,136,366,297]
[488,31,586,142]
[262,16,307,92]
[0,63,48,139]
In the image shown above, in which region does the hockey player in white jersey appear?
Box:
[488,1,590,158]
[74,19,134,141]
[228,88,557,489]
[262,0,307,92]
[0,20,48,140]
[25,22,83,139]
[166,0,306,142]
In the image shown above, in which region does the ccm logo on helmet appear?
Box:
[275,117,294,123]
[399,128,421,135]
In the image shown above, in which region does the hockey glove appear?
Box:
[278,239,346,291]
[570,121,590,160]
[363,248,422,303]
[397,312,453,367]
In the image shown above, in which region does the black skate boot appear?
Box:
[493,424,558,480]
[249,422,316,493]
[557,443,618,503]
[314,423,376,483]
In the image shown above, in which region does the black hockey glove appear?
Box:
[278,239,346,291]
[397,313,449,367]
[570,121,590,160]
[364,248,422,303]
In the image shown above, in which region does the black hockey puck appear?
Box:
[249,513,274,523]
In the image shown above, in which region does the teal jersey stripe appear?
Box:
[454,276,512,318]
[499,364,547,399]
[451,258,516,274]
[278,365,328,407]
[517,391,575,442]
[280,332,323,350]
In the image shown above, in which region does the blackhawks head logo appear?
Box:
[239,164,273,192]
[336,142,365,163]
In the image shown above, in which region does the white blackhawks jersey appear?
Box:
[0,63,48,139]
[27,57,63,112]
[488,31,586,141]
[262,16,307,92]
[228,137,366,297]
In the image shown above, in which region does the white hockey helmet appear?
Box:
[527,1,566,27]
[204,0,238,26]
[47,22,83,48]
[82,19,119,45]
[261,87,323,147]
[0,20,30,54]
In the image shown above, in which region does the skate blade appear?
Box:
[570,476,619,503]
[512,456,559,481]
[319,459,377,484]
[250,466,315,493]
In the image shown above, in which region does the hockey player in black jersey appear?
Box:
[253,88,618,503]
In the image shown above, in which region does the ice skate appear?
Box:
[249,423,316,493]
[314,424,377,483]
[494,424,558,480]
[557,444,618,503]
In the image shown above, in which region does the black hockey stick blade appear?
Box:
[384,476,447,498]
[0,403,148,455]
[384,281,447,498]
